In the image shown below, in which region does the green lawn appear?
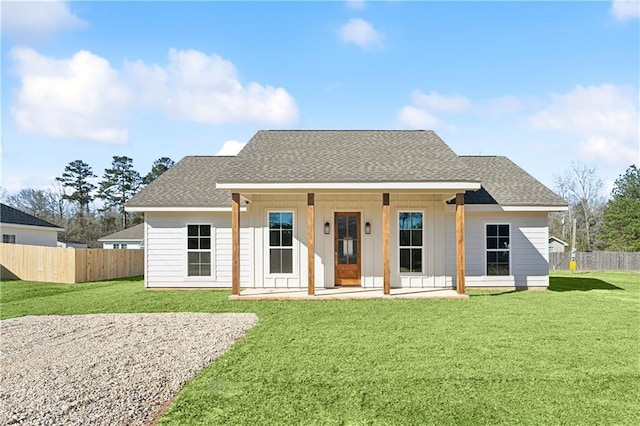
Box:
[1,272,639,425]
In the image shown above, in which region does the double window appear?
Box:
[3,234,16,244]
[269,212,293,274]
[399,212,423,273]
[187,224,211,277]
[486,224,510,275]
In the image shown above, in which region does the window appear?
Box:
[187,224,211,277]
[269,212,293,274]
[3,234,16,244]
[113,243,127,249]
[399,212,423,273]
[486,224,510,275]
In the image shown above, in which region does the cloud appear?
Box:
[529,84,639,167]
[339,18,384,50]
[10,47,130,144]
[1,0,87,41]
[345,0,366,10]
[215,140,246,156]
[396,90,471,130]
[611,0,640,20]
[9,48,300,144]
[125,48,299,125]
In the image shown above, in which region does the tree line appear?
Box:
[2,157,174,248]
[550,163,640,252]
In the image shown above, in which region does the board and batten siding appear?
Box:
[145,212,252,288]
[445,211,550,288]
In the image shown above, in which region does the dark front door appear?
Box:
[334,212,361,286]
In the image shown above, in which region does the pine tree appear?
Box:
[56,160,97,214]
[97,156,142,229]
[143,157,175,185]
[603,165,640,251]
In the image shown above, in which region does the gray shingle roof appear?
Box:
[1,203,63,229]
[216,130,478,183]
[458,156,567,206]
[126,156,235,208]
[98,223,144,241]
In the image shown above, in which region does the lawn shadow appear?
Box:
[549,276,623,292]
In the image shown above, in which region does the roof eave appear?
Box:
[215,181,482,191]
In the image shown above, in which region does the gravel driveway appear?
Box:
[0,313,258,425]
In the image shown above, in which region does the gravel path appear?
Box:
[0,313,258,425]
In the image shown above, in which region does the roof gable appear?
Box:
[98,223,145,241]
[217,130,477,184]
[0,203,62,229]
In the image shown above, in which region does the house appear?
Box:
[126,130,568,294]
[98,223,145,249]
[548,236,569,253]
[57,241,89,249]
[0,203,64,247]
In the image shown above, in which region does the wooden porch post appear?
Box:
[307,193,315,296]
[232,192,240,296]
[382,193,390,295]
[456,193,466,294]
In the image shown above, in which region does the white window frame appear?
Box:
[398,210,425,275]
[266,210,296,277]
[185,223,214,279]
[3,234,16,244]
[485,223,512,276]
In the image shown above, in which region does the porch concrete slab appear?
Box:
[228,287,469,301]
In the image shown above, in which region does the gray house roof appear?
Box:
[127,156,236,208]
[126,131,566,209]
[0,203,63,230]
[458,156,567,206]
[216,130,477,183]
[98,223,144,242]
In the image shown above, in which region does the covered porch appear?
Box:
[229,286,469,300]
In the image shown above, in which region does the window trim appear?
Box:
[484,223,512,276]
[266,210,296,277]
[185,223,214,279]
[397,210,425,275]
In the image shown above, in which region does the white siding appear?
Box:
[445,211,550,288]
[0,224,59,247]
[144,212,252,288]
[102,241,143,249]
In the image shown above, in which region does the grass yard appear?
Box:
[1,272,639,425]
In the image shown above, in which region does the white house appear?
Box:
[126,130,568,294]
[548,236,569,253]
[98,223,144,249]
[1,203,64,247]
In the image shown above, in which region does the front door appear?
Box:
[334,212,361,286]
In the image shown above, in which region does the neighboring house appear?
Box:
[0,203,64,247]
[57,241,89,249]
[126,130,568,293]
[549,236,569,253]
[98,223,145,249]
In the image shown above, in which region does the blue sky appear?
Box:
[1,0,638,197]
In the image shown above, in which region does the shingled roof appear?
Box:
[0,203,63,229]
[127,156,236,208]
[457,156,567,206]
[98,223,144,241]
[216,130,478,183]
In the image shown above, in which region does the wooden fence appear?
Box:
[550,251,640,272]
[1,243,144,283]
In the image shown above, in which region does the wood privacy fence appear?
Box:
[0,243,144,283]
[550,251,640,272]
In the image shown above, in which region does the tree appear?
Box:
[97,156,142,229]
[554,162,606,251]
[56,160,97,215]
[143,157,174,185]
[602,165,640,251]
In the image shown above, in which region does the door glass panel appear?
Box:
[338,240,347,264]
[348,240,357,264]
[348,215,358,239]
[338,216,347,239]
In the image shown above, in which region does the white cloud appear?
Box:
[611,0,640,20]
[125,48,299,125]
[1,0,87,41]
[10,47,130,144]
[215,140,246,156]
[396,90,471,131]
[345,0,366,10]
[339,18,384,50]
[529,84,639,167]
